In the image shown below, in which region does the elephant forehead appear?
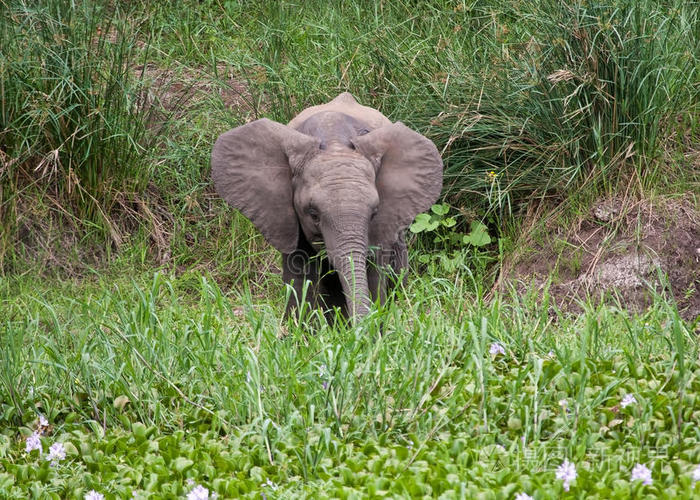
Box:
[297,111,369,143]
[295,162,378,208]
[304,155,376,183]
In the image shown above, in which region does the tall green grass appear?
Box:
[154,0,698,221]
[0,1,159,265]
[428,0,699,217]
[1,266,695,438]
[1,269,698,496]
[2,0,697,271]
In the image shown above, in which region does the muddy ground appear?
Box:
[503,196,699,321]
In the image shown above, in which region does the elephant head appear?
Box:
[211,93,443,320]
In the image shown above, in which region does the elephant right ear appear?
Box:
[211,118,320,253]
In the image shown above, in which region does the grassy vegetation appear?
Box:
[1,0,699,498]
[0,1,161,264]
[2,270,700,498]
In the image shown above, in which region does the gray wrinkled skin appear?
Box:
[211,92,443,322]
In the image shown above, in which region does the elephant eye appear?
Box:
[308,207,320,223]
[370,207,379,220]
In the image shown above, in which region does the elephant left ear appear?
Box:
[352,122,443,246]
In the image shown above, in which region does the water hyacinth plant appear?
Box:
[630,463,653,486]
[556,459,577,492]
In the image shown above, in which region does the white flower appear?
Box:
[556,459,577,492]
[558,399,568,408]
[489,342,505,356]
[38,414,49,428]
[185,478,195,487]
[515,494,533,500]
[630,463,652,485]
[264,479,278,491]
[693,464,700,483]
[318,364,327,377]
[621,394,637,408]
[45,442,66,465]
[25,432,41,454]
[84,491,104,500]
[187,484,210,500]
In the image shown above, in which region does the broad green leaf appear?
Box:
[463,222,491,246]
[173,457,194,473]
[441,217,456,228]
[431,203,449,215]
[409,213,432,233]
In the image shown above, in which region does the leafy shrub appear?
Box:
[410,203,495,277]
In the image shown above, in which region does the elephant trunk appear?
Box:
[334,249,371,320]
[324,221,371,321]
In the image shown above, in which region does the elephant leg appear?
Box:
[282,247,321,319]
[367,264,386,305]
[367,245,393,305]
[390,231,408,286]
[317,262,349,321]
[368,232,409,305]
[390,231,409,278]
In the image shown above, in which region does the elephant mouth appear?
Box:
[310,240,325,251]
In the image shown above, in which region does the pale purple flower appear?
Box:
[515,494,533,500]
[693,464,700,483]
[489,342,505,356]
[319,364,329,389]
[187,484,210,500]
[45,442,65,465]
[185,478,195,487]
[38,414,49,428]
[84,491,104,500]
[631,463,652,485]
[556,459,577,491]
[263,479,278,491]
[25,432,41,454]
[621,394,637,408]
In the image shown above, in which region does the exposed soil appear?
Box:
[503,196,700,321]
[134,63,263,125]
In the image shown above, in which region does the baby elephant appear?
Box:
[211,92,443,321]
